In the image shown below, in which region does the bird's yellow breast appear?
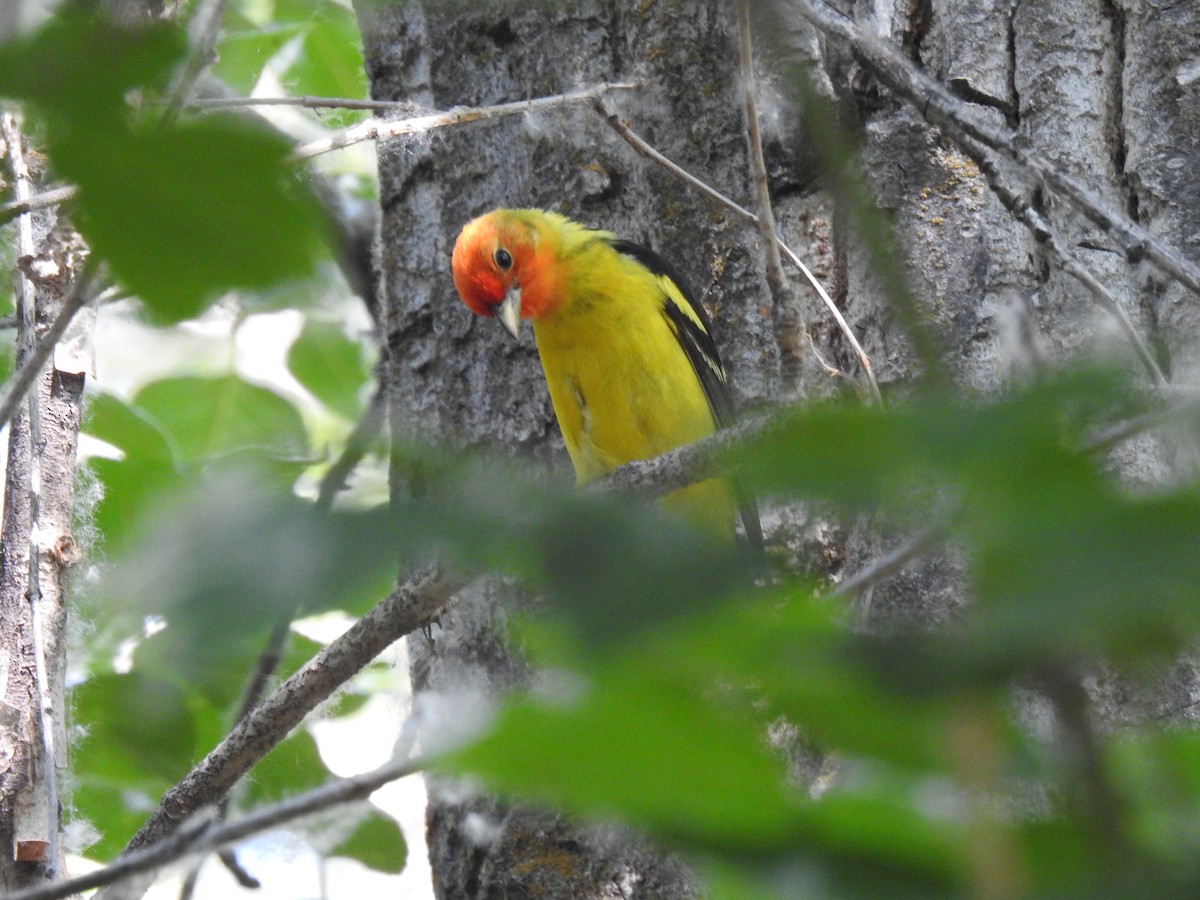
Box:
[530,240,734,539]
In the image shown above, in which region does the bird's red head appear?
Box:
[450,210,565,326]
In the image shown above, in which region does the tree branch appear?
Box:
[962,137,1167,388]
[0,186,77,227]
[190,95,428,113]
[93,565,459,900]
[289,82,639,161]
[160,0,229,125]
[0,260,97,434]
[6,752,428,900]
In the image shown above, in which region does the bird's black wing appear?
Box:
[610,239,763,550]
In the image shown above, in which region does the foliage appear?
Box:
[4,4,1200,900]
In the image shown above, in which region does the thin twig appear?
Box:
[0,185,78,226]
[191,95,428,114]
[792,0,1200,300]
[1085,395,1200,453]
[831,524,946,601]
[966,137,1168,388]
[161,0,230,126]
[738,0,803,374]
[6,751,428,900]
[1032,662,1128,859]
[316,381,388,512]
[290,82,639,161]
[0,260,98,434]
[594,97,882,404]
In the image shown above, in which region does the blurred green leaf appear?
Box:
[52,120,329,322]
[70,782,157,861]
[0,12,331,320]
[132,375,308,463]
[86,392,177,465]
[86,392,185,550]
[0,11,184,122]
[212,16,304,95]
[288,319,371,419]
[445,666,803,853]
[332,812,407,874]
[396,458,751,644]
[73,672,196,784]
[70,671,223,856]
[287,0,369,128]
[101,466,398,695]
[90,456,185,555]
[214,0,368,128]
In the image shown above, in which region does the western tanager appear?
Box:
[451,208,760,547]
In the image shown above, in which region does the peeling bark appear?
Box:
[0,131,85,890]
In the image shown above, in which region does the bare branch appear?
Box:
[191,95,428,114]
[161,0,230,125]
[0,185,77,226]
[792,0,1200,300]
[594,410,775,501]
[594,97,882,403]
[290,82,640,162]
[0,260,97,434]
[831,524,947,602]
[316,380,388,512]
[95,564,458,899]
[963,138,1167,388]
[6,752,428,900]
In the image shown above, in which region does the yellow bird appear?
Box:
[451,208,760,547]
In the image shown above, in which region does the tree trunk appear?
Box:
[0,120,86,890]
[356,0,1200,894]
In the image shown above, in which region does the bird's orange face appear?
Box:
[451,211,564,333]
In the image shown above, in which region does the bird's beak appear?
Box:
[496,285,522,338]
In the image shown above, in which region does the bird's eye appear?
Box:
[493,248,513,270]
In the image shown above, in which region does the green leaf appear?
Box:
[287,319,371,419]
[72,672,196,784]
[86,392,177,466]
[288,0,369,128]
[395,458,751,645]
[100,465,400,696]
[444,666,803,853]
[132,375,308,463]
[85,392,185,550]
[70,671,209,852]
[214,0,368,128]
[212,17,304,95]
[52,120,329,322]
[331,812,407,874]
[0,11,184,122]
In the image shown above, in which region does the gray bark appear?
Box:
[356,0,1200,894]
[0,133,85,889]
[356,1,787,894]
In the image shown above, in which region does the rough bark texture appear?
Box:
[357,2,787,896]
[356,0,1200,895]
[0,147,85,888]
